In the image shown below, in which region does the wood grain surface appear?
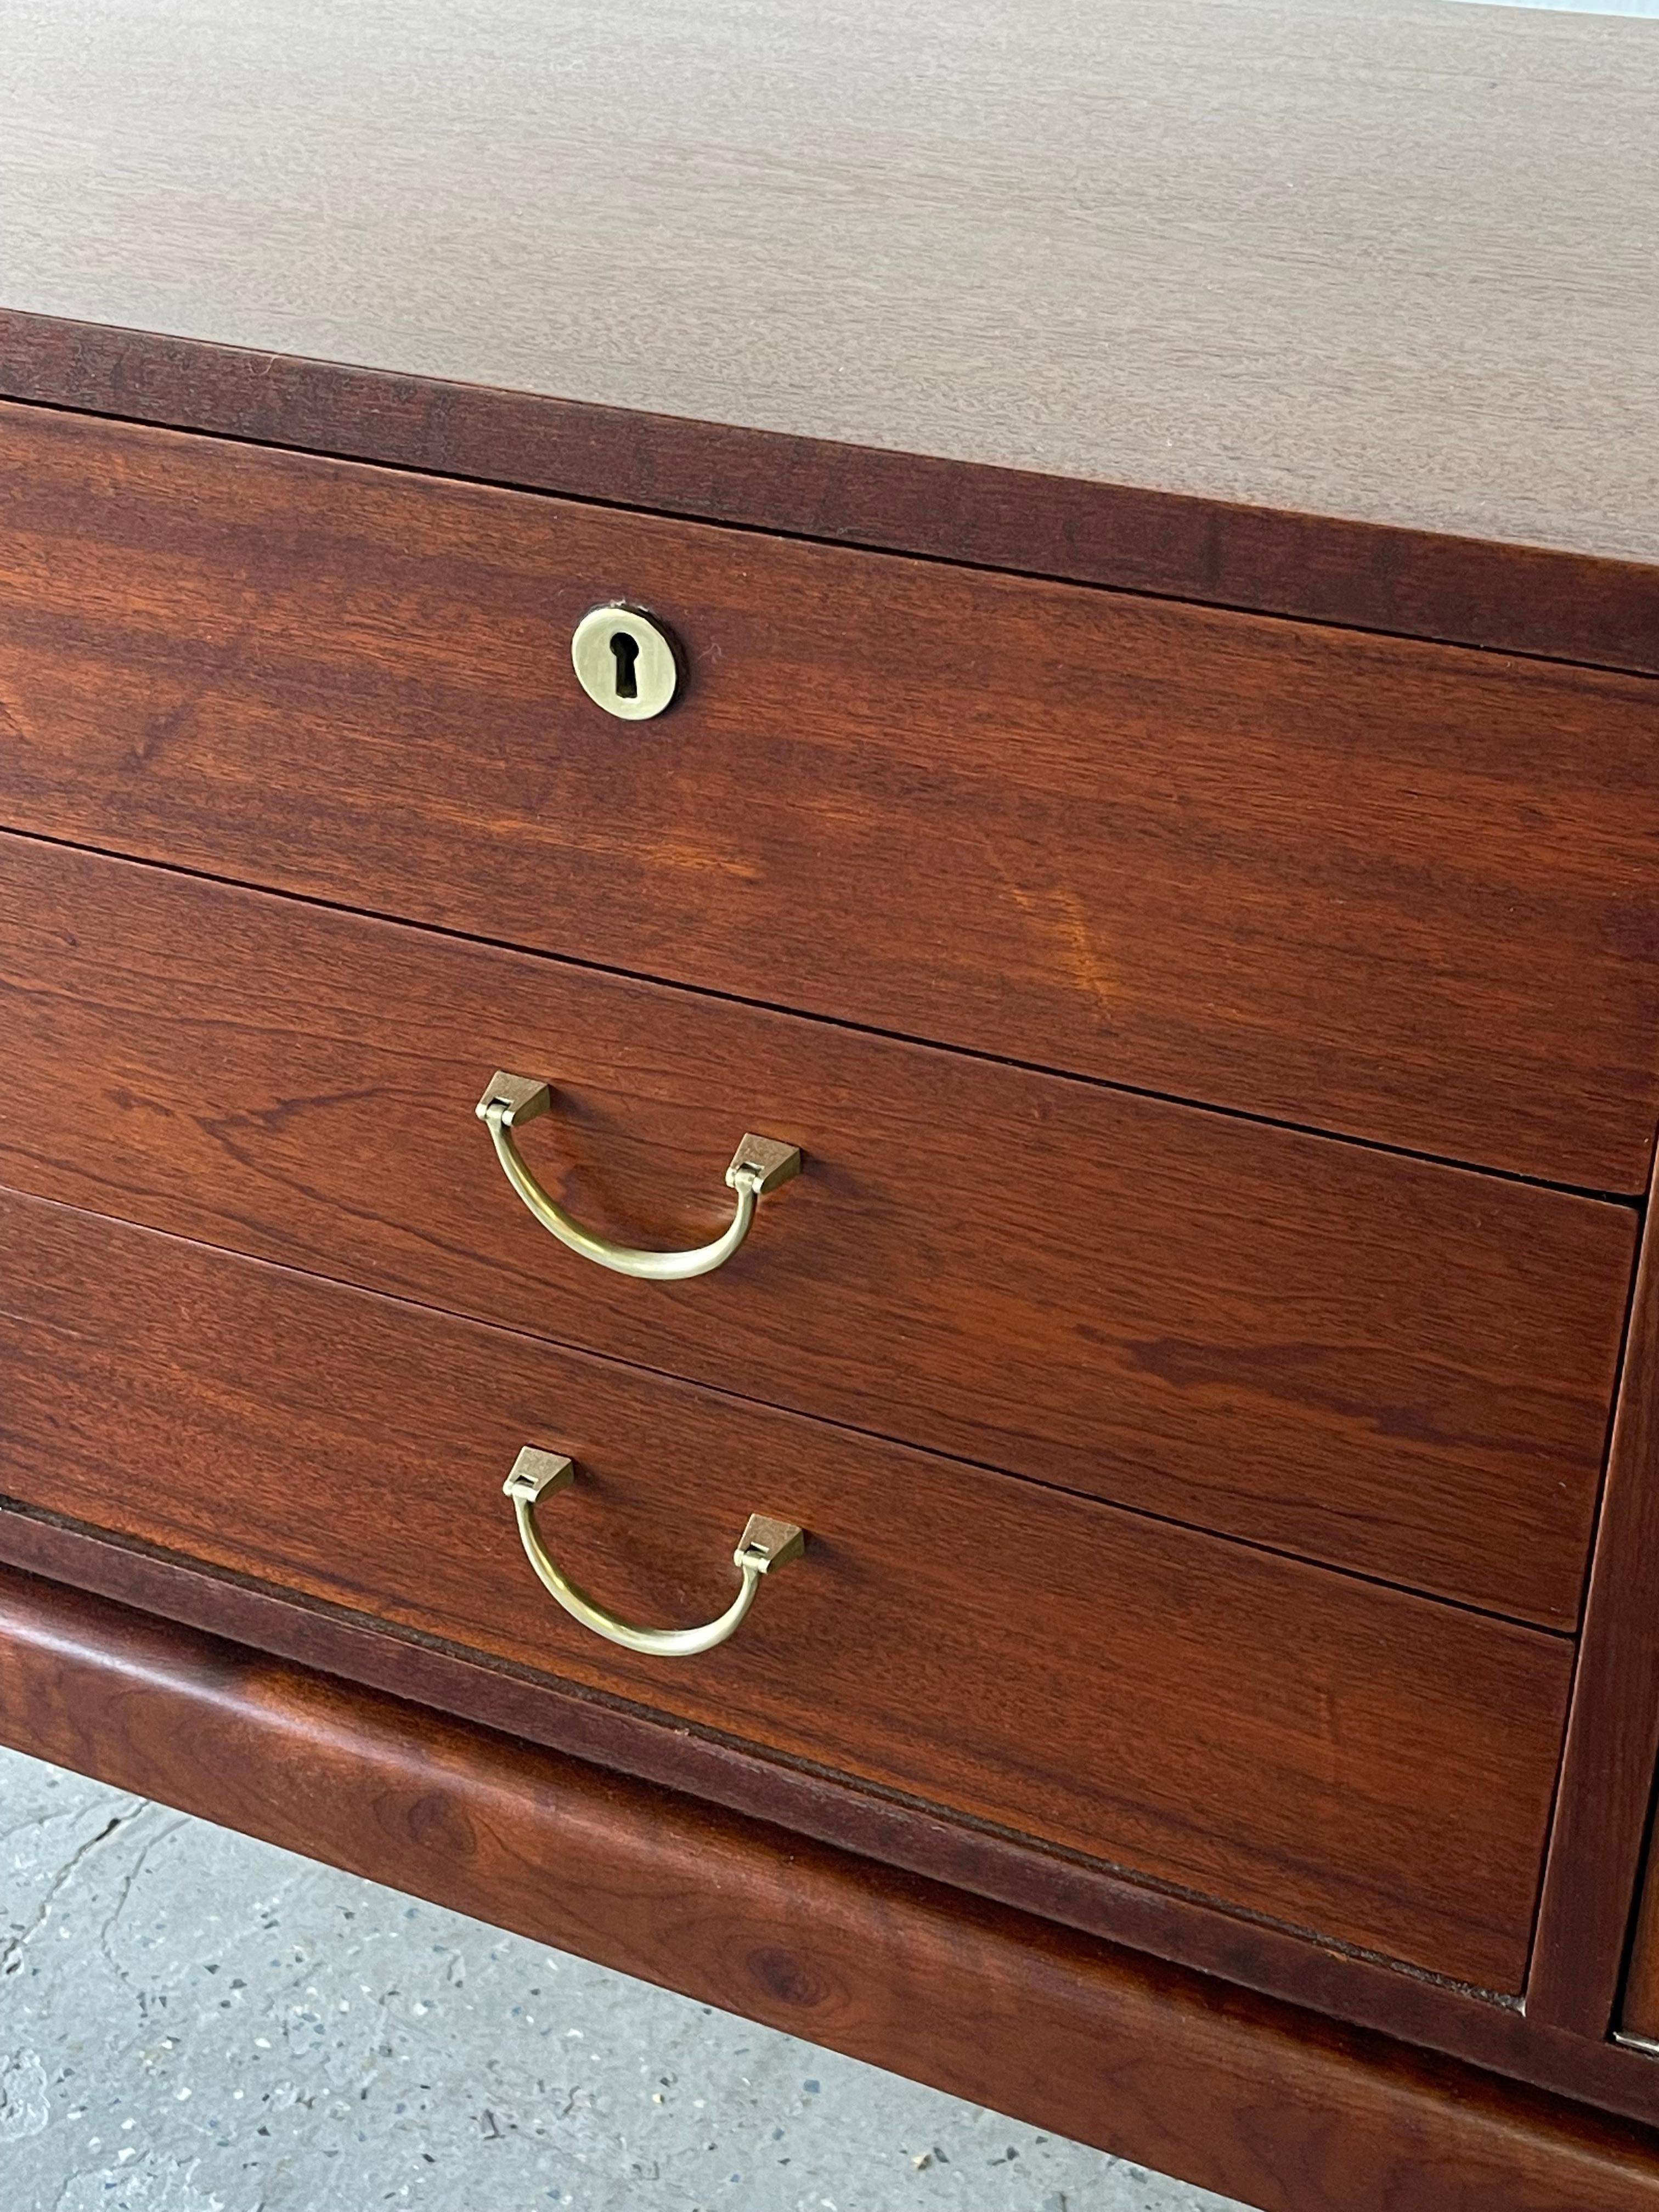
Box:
[3,0,1657,569]
[0,833,1635,1626]
[7,318,1659,683]
[0,1187,1576,1990]
[1531,1170,1659,2037]
[4,1570,1657,2212]
[4,407,1658,1190]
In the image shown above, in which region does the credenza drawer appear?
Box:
[3,404,1657,1189]
[0,834,1635,1624]
[0,1187,1574,1992]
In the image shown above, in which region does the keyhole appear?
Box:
[610,630,640,700]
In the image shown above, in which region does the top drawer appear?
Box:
[3,404,1656,1190]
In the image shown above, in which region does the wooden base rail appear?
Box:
[1,1562,1656,2212]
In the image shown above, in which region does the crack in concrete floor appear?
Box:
[3,1805,147,1982]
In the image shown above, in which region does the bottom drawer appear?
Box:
[0,1187,1572,1992]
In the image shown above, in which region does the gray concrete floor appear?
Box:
[0,1744,1249,2212]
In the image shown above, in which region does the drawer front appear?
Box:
[0,1188,1572,1991]
[2,404,1657,1190]
[0,836,1635,1624]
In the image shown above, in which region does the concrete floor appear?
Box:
[1,1745,1248,2212]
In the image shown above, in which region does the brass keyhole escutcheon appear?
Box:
[571,603,680,720]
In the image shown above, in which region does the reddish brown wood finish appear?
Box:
[1532,1163,1659,2035]
[12,1499,1659,2133]
[3,406,1658,1190]
[4,311,1658,680]
[0,1187,1575,1990]
[0,835,1634,1624]
[3,1565,1658,2212]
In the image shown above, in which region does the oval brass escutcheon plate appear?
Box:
[570,602,681,720]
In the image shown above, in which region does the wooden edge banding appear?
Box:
[3,1563,1659,2212]
[1531,1148,1659,2032]
[2,308,1656,679]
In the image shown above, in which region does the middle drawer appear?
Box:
[0,832,1633,1626]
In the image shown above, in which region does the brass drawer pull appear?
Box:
[476,1071,800,1281]
[504,1446,806,1657]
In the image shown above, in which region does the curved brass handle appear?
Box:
[476,1071,800,1282]
[504,1447,805,1657]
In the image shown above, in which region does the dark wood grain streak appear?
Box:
[0,834,1633,1624]
[0,1187,1575,1990]
[3,1566,1659,2212]
[1531,1153,1659,2035]
[4,405,1658,1189]
[12,1499,1659,2131]
[4,311,1658,680]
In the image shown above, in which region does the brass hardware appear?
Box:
[476,1069,552,1126]
[503,1445,805,1657]
[723,1132,802,1199]
[571,603,681,720]
[476,1070,800,1281]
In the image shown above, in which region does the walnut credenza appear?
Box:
[3,4,1659,2205]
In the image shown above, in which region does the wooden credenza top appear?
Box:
[3,0,1657,567]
